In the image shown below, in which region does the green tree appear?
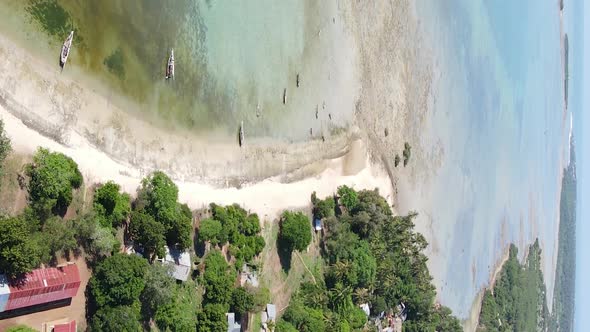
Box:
[199,218,222,245]
[26,148,82,218]
[137,171,192,248]
[0,217,41,277]
[89,253,148,308]
[90,305,142,332]
[202,250,235,307]
[140,263,175,317]
[281,300,326,332]
[94,181,131,228]
[337,185,359,212]
[43,216,77,255]
[0,119,12,176]
[129,211,166,262]
[231,287,254,318]
[276,321,299,332]
[154,281,199,332]
[313,196,335,219]
[280,211,312,252]
[195,303,229,332]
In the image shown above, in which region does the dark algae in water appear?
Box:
[26,0,85,49]
[27,0,72,39]
[104,48,125,79]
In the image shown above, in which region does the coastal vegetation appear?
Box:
[26,147,82,219]
[480,141,578,332]
[277,186,462,331]
[549,139,577,332]
[0,118,460,331]
[477,241,549,332]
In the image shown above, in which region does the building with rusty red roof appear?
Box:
[0,263,80,313]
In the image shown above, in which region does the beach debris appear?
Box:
[283,88,287,104]
[165,49,175,80]
[296,73,300,87]
[60,31,74,70]
[239,121,244,147]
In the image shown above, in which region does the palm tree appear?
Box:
[329,282,353,314]
[331,260,352,282]
[353,287,371,305]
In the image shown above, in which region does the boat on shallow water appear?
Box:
[166,49,175,79]
[239,121,244,147]
[60,31,74,69]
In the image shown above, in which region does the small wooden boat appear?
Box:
[166,49,175,79]
[239,121,244,147]
[60,31,74,69]
[283,88,287,104]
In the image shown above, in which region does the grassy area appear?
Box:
[0,153,29,215]
[248,312,262,332]
[258,213,322,315]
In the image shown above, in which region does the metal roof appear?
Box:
[266,304,276,320]
[8,264,80,292]
[0,264,80,312]
[53,321,77,332]
[161,246,191,281]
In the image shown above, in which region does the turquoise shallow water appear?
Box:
[405,0,567,318]
[1,0,351,139]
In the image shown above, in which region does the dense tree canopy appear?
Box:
[90,305,142,332]
[89,253,149,308]
[231,287,254,319]
[202,250,235,308]
[198,218,222,245]
[279,210,312,252]
[73,212,117,258]
[136,171,192,248]
[26,148,82,218]
[202,204,265,267]
[337,185,359,212]
[154,281,199,332]
[43,216,77,255]
[140,263,175,317]
[311,192,335,219]
[195,303,228,332]
[94,181,131,227]
[129,211,166,262]
[478,241,549,332]
[277,187,462,331]
[0,216,41,277]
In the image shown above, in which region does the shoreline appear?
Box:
[462,245,511,331]
[0,31,367,188]
[0,99,394,220]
